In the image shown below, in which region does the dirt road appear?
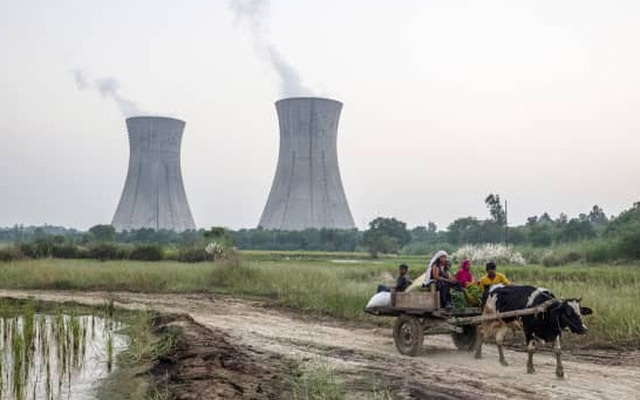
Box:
[1,290,638,399]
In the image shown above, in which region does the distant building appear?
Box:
[259,97,355,230]
[112,116,196,231]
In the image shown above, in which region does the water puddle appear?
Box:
[0,302,128,400]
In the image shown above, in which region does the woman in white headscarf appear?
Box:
[424,250,456,309]
[424,250,448,286]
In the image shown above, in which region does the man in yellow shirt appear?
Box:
[478,261,511,289]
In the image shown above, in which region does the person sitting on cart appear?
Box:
[395,264,412,292]
[455,258,474,288]
[478,261,511,291]
[424,250,457,309]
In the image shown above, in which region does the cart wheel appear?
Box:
[393,315,423,356]
[451,325,478,351]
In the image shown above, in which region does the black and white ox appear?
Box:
[474,285,592,378]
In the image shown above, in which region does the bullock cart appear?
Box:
[364,288,557,356]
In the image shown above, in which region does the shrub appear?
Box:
[564,250,582,264]
[617,223,640,260]
[130,244,164,261]
[164,249,179,261]
[52,244,81,259]
[19,243,37,258]
[0,246,24,262]
[541,253,563,267]
[89,243,120,261]
[74,246,91,259]
[178,248,208,263]
[585,240,617,263]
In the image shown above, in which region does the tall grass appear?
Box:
[0,259,215,292]
[289,362,345,400]
[1,256,639,347]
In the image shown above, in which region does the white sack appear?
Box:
[365,291,391,309]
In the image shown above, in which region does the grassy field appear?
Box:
[0,252,638,347]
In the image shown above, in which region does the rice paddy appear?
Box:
[0,299,127,400]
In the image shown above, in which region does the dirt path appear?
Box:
[1,290,638,399]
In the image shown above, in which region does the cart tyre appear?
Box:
[393,315,423,356]
[451,324,478,351]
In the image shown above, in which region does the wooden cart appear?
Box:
[364,288,557,356]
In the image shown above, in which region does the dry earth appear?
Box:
[1,289,638,400]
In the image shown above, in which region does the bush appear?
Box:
[52,244,81,259]
[164,249,179,261]
[115,245,133,260]
[0,246,24,262]
[585,240,617,263]
[564,250,582,264]
[19,243,37,258]
[89,243,120,261]
[617,224,640,260]
[178,248,208,263]
[541,253,564,267]
[130,244,164,261]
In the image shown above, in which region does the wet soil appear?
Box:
[1,290,638,400]
[151,315,290,399]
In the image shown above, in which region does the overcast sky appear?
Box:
[1,0,639,231]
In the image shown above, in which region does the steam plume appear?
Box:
[230,0,313,97]
[73,70,142,117]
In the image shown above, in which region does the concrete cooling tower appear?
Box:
[259,97,355,230]
[112,116,196,231]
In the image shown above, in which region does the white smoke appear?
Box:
[72,69,142,118]
[230,0,313,98]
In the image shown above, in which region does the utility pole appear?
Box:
[504,199,508,245]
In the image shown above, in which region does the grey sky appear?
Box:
[1,0,639,230]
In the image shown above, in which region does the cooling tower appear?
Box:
[112,116,196,231]
[259,97,355,230]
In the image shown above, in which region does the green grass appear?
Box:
[97,311,176,400]
[0,254,639,347]
[0,259,216,292]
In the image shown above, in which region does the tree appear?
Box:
[427,221,437,233]
[529,223,553,247]
[363,217,410,258]
[556,213,568,226]
[539,213,554,224]
[89,224,115,242]
[588,205,608,226]
[410,221,438,244]
[560,218,596,242]
[447,217,481,245]
[485,194,506,225]
[604,202,640,259]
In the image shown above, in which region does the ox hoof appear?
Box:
[527,366,535,374]
[500,360,509,367]
[556,370,565,379]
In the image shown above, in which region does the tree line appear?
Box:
[1,195,638,262]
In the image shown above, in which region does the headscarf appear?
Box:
[424,250,448,286]
[456,259,473,287]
